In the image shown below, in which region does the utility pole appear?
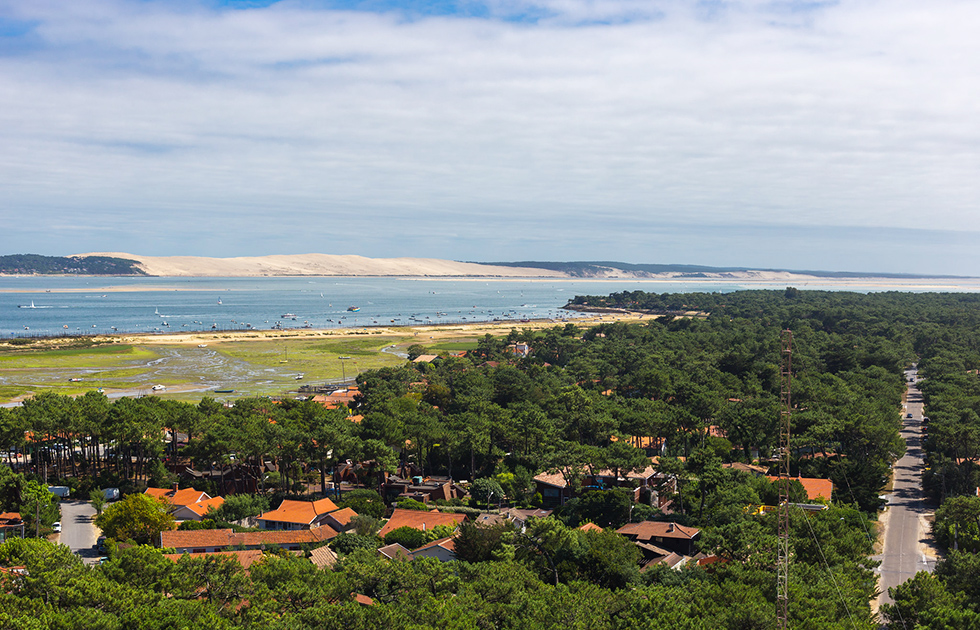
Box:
[339,356,351,384]
[777,330,792,629]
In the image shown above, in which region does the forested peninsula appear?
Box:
[0,254,145,276]
[2,289,980,628]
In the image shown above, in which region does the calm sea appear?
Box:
[1,275,978,339]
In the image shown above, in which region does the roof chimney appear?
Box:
[667,523,674,533]
[173,482,179,494]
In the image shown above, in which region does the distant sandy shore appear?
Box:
[15,312,644,349]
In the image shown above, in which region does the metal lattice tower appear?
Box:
[777,329,792,629]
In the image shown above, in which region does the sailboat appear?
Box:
[18,301,36,309]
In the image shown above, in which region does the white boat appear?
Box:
[198,344,207,348]
[151,384,166,391]
[18,301,35,309]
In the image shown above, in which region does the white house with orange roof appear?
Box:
[144,485,213,509]
[256,498,342,531]
[172,496,226,522]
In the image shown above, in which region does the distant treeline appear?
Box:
[0,254,145,275]
[483,260,951,279]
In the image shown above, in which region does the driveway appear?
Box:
[55,500,102,563]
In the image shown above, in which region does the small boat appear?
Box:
[347,306,360,312]
[198,344,207,348]
[18,301,36,309]
[214,389,234,394]
[282,313,297,319]
[151,384,166,391]
[68,378,82,382]
[217,299,222,305]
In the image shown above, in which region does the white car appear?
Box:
[52,522,61,533]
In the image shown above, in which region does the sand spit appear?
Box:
[77,253,564,278]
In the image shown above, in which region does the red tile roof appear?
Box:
[377,509,466,538]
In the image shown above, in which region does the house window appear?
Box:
[193,548,206,553]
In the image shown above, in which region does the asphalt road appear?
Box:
[55,500,102,563]
[875,367,937,609]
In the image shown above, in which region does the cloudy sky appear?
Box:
[1,0,978,275]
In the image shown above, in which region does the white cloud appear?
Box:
[0,0,978,271]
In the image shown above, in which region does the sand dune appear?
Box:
[78,253,564,278]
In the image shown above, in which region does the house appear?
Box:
[145,485,212,509]
[765,476,834,501]
[616,521,701,556]
[0,512,24,541]
[383,475,463,503]
[377,508,467,538]
[509,343,530,357]
[377,542,412,561]
[410,537,456,562]
[474,513,507,527]
[322,507,358,532]
[578,522,603,533]
[172,496,226,522]
[500,508,552,531]
[311,387,359,411]
[161,527,336,554]
[533,472,573,506]
[586,463,675,508]
[257,498,340,530]
[412,355,439,363]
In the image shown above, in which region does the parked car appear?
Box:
[52,522,61,533]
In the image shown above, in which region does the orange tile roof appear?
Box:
[377,508,466,538]
[163,549,268,569]
[765,476,833,501]
[182,496,225,518]
[325,507,358,527]
[578,522,603,532]
[144,487,211,507]
[258,498,340,525]
[161,527,336,550]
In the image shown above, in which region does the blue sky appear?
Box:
[1,0,979,275]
